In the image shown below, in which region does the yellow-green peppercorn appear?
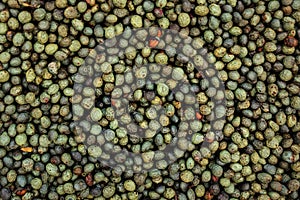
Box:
[195,5,209,16]
[180,170,194,183]
[124,180,136,191]
[31,178,42,190]
[18,11,32,24]
[103,186,116,198]
[112,0,127,8]
[129,15,143,28]
[64,6,78,19]
[178,13,190,27]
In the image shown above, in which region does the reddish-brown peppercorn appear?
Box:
[285,36,298,47]
[85,172,93,186]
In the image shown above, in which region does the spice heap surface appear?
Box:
[0,0,300,199]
